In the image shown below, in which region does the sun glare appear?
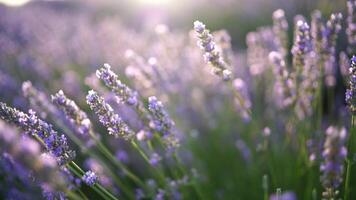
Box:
[0,0,31,6]
[137,0,173,6]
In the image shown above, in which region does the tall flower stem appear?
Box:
[344,115,354,200]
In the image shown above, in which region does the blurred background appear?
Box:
[0,0,346,48]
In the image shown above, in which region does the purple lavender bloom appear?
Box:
[339,52,351,78]
[148,96,179,149]
[149,152,162,166]
[86,90,135,140]
[96,63,138,106]
[292,19,312,72]
[22,81,58,119]
[82,170,98,186]
[116,150,129,164]
[135,188,145,200]
[194,20,232,81]
[52,90,92,136]
[0,102,75,165]
[346,56,356,114]
[347,0,356,54]
[272,9,289,58]
[269,51,296,108]
[96,63,153,129]
[323,13,343,87]
[320,126,347,199]
[270,191,297,200]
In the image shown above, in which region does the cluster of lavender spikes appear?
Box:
[51,90,92,136]
[320,126,347,199]
[346,56,356,114]
[194,20,232,81]
[0,121,67,199]
[86,90,135,140]
[0,102,75,165]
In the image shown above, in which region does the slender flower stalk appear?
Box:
[193,20,232,81]
[0,102,75,165]
[86,90,135,140]
[320,126,347,199]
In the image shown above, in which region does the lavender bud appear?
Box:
[194,20,232,81]
[346,56,356,114]
[82,170,98,186]
[149,153,162,166]
[86,90,135,140]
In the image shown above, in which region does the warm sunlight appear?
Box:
[0,0,31,6]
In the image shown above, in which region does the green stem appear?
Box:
[67,161,119,200]
[344,115,354,200]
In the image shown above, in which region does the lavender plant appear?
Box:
[0,1,355,199]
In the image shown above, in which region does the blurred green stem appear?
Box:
[344,115,354,200]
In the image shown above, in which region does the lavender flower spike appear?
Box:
[51,90,92,136]
[291,19,311,79]
[194,20,232,81]
[347,0,356,54]
[96,63,138,106]
[346,56,356,114]
[86,90,135,140]
[148,96,179,149]
[0,102,75,165]
[272,9,289,58]
[82,170,98,186]
[320,126,347,199]
[269,51,296,108]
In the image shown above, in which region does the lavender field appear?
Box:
[0,0,355,199]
